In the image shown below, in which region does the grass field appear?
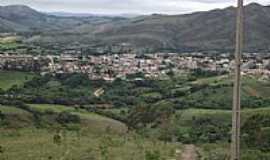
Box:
[177,75,270,109]
[2,104,270,160]
[177,107,270,125]
[0,105,29,114]
[0,128,179,160]
[28,104,128,133]
[200,75,270,99]
[28,104,124,122]
[0,104,180,160]
[0,71,36,90]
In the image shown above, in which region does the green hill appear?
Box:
[0,71,35,90]
[0,104,179,160]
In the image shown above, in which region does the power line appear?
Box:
[231,0,244,160]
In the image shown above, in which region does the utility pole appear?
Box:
[231,0,244,160]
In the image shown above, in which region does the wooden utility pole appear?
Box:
[231,0,244,160]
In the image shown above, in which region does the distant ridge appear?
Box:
[46,12,97,17]
[0,5,124,32]
[92,3,270,52]
[46,12,140,18]
[1,3,270,52]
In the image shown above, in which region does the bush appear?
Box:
[177,117,230,144]
[242,114,270,151]
[0,111,5,120]
[241,150,270,160]
[56,112,80,124]
[145,150,161,160]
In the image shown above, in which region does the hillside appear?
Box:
[0,5,125,33]
[0,71,35,90]
[1,71,270,159]
[1,3,270,52]
[93,3,270,52]
[0,104,180,160]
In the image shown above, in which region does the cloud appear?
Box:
[0,0,269,14]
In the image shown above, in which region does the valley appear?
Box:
[1,1,270,159]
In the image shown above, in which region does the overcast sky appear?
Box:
[0,0,269,15]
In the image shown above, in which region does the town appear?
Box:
[1,52,270,81]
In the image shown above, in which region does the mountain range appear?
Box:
[0,3,270,52]
[46,12,141,18]
[0,5,125,33]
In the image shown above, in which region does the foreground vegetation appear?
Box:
[1,71,270,159]
[0,128,178,160]
[2,103,270,159]
[0,104,179,160]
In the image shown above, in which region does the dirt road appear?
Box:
[179,145,198,160]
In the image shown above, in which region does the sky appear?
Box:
[0,0,270,15]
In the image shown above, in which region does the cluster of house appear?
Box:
[0,54,50,71]
[1,52,270,80]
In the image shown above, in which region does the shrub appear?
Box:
[145,150,161,160]
[56,112,80,124]
[242,114,270,151]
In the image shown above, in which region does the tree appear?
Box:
[127,102,175,130]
